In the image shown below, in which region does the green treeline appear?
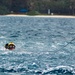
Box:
[0,0,75,15]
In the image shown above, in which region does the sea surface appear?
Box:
[0,16,75,75]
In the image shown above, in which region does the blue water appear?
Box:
[0,16,75,75]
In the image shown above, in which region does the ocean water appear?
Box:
[0,16,75,75]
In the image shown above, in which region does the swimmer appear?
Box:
[5,42,15,50]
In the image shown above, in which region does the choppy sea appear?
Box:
[0,16,75,75]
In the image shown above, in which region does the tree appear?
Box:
[11,0,28,12]
[70,0,75,15]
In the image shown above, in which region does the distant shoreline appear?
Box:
[4,14,75,18]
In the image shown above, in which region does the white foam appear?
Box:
[0,36,5,38]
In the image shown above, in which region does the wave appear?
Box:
[0,68,27,72]
[42,66,74,75]
[0,36,5,38]
[0,66,74,75]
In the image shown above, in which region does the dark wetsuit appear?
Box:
[5,43,9,49]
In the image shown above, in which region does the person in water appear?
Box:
[5,42,15,50]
